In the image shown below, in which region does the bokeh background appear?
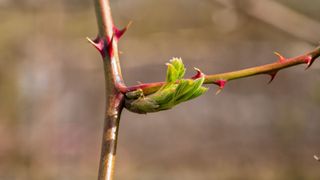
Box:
[1,0,320,179]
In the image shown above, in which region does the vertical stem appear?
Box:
[98,93,124,180]
[93,0,114,37]
[92,0,126,180]
[94,0,125,89]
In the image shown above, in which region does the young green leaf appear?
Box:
[124,58,207,114]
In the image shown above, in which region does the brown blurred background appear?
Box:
[1,0,320,179]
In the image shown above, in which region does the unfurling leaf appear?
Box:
[124,58,208,114]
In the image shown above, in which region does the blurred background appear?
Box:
[1,0,320,179]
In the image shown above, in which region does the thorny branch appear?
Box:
[89,0,320,179]
[89,0,129,180]
[126,47,320,95]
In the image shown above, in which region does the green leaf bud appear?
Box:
[125,58,207,114]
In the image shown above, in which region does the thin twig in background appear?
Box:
[214,0,320,44]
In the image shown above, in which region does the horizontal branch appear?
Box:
[126,46,320,95]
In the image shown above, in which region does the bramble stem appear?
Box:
[90,0,320,178]
[205,48,320,83]
[98,93,124,180]
[92,0,126,180]
[127,47,320,95]
[94,0,127,90]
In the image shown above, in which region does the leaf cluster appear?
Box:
[125,58,208,114]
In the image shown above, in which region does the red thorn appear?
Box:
[274,52,286,62]
[86,36,106,57]
[267,71,278,84]
[114,21,132,40]
[215,80,227,95]
[87,35,116,58]
[305,55,314,69]
[191,68,205,79]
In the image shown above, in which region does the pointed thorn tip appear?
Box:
[127,21,133,29]
[274,51,286,62]
[114,21,133,39]
[86,37,92,43]
[268,72,277,84]
[86,36,106,57]
[215,80,227,95]
[86,37,97,47]
[192,67,204,79]
[305,56,313,70]
[215,89,222,95]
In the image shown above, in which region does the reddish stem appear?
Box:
[92,0,128,180]
[93,0,127,92]
[127,47,320,95]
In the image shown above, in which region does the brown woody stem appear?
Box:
[93,0,127,91]
[127,47,320,95]
[92,0,127,180]
[98,93,124,180]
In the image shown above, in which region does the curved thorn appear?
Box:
[87,37,102,51]
[114,21,133,39]
[274,51,286,62]
[305,56,313,70]
[215,80,226,95]
[192,67,204,79]
[86,36,106,57]
[314,155,320,162]
[268,71,278,84]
